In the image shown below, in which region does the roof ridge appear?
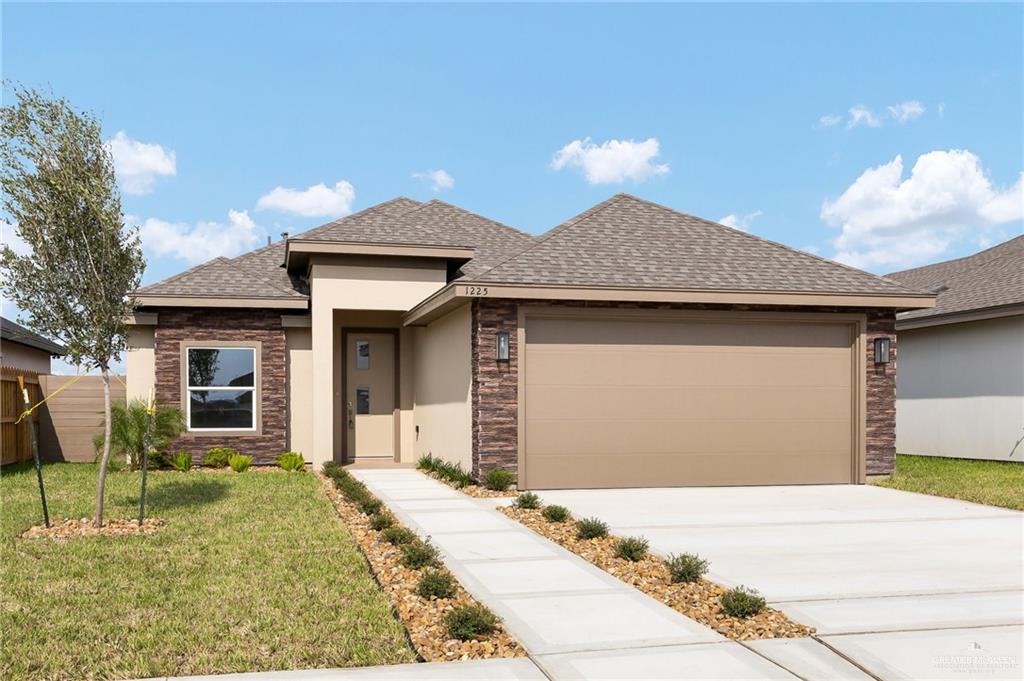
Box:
[295,196,421,240]
[888,234,1024,279]
[401,198,536,240]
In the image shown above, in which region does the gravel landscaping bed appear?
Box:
[319,472,525,662]
[425,472,517,498]
[21,517,164,539]
[500,505,814,641]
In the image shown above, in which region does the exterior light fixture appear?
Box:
[874,337,891,365]
[496,330,510,362]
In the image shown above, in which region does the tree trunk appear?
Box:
[94,368,113,528]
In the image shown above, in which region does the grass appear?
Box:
[0,463,416,680]
[874,454,1024,510]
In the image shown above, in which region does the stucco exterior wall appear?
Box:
[897,315,1024,461]
[286,327,313,460]
[413,303,472,470]
[126,326,155,403]
[0,341,52,374]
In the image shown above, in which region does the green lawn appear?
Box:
[0,464,416,681]
[875,454,1024,510]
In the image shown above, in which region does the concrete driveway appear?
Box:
[527,484,1024,680]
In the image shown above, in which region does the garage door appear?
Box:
[522,313,858,489]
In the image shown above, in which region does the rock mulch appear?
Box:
[499,506,814,641]
[423,472,517,498]
[318,474,524,662]
[20,517,164,540]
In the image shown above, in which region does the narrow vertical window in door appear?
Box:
[356,341,370,370]
[356,386,370,414]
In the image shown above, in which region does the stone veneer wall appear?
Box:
[154,308,287,464]
[471,299,897,479]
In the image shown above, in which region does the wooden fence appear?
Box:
[1,367,43,465]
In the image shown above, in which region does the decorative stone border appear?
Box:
[423,471,517,499]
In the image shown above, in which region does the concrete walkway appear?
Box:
[353,469,804,680]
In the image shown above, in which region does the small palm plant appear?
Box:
[93,398,185,470]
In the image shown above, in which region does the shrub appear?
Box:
[416,569,457,599]
[514,492,541,509]
[416,453,438,472]
[444,605,499,641]
[228,453,252,473]
[720,586,766,618]
[204,447,236,468]
[399,540,440,569]
[430,459,473,488]
[483,468,515,491]
[666,553,709,584]
[542,505,570,522]
[382,527,416,545]
[575,517,609,539]
[322,461,343,479]
[615,536,649,562]
[359,498,382,516]
[169,451,192,472]
[92,398,185,470]
[275,451,305,472]
[369,513,393,531]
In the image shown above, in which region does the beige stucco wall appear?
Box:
[125,326,155,403]
[0,341,52,374]
[412,303,472,470]
[286,327,314,460]
[897,315,1024,461]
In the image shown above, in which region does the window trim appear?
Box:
[179,340,262,436]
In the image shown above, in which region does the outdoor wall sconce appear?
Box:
[874,337,891,365]
[496,330,510,362]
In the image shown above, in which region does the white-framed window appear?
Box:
[186,347,257,431]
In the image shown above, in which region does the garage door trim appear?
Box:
[516,306,867,489]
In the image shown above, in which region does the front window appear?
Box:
[186,347,256,431]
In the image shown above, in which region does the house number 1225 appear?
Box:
[466,286,489,296]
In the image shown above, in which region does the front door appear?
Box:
[345,332,396,462]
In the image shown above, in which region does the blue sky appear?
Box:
[3,3,1022,301]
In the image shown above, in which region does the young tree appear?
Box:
[0,85,145,527]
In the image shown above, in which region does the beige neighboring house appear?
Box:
[127,194,935,488]
[888,235,1024,462]
[0,316,65,373]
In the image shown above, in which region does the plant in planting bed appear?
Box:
[444,605,499,641]
[575,517,609,539]
[400,540,440,569]
[359,498,382,515]
[416,569,457,599]
[169,451,192,472]
[416,454,438,472]
[429,459,473,488]
[720,586,766,618]
[276,451,305,472]
[203,447,235,468]
[483,468,515,491]
[382,527,416,545]
[228,453,252,472]
[666,553,709,583]
[542,504,570,522]
[513,492,541,509]
[369,513,393,531]
[614,536,649,562]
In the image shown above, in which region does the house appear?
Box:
[888,236,1024,462]
[0,316,65,373]
[126,194,935,488]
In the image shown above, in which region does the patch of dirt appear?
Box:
[424,472,517,498]
[318,473,524,662]
[21,517,164,540]
[499,506,815,641]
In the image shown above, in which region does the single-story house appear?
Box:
[888,235,1024,462]
[0,316,65,374]
[127,194,934,488]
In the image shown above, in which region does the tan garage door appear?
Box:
[522,313,859,489]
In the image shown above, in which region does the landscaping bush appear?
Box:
[513,491,541,509]
[92,398,185,470]
[575,517,609,539]
[416,569,457,599]
[416,453,438,472]
[369,513,393,531]
[359,498,382,516]
[203,447,236,468]
[720,586,766,618]
[169,451,192,472]
[444,605,499,641]
[275,451,305,472]
[614,536,649,562]
[228,453,252,473]
[542,504,570,522]
[666,553,709,584]
[483,468,515,491]
[382,527,416,545]
[399,540,440,569]
[429,458,473,488]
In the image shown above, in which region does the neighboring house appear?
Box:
[888,236,1024,462]
[127,194,934,488]
[0,316,65,373]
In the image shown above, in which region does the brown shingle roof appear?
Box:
[0,316,65,356]
[137,256,305,299]
[468,194,923,296]
[887,235,1024,322]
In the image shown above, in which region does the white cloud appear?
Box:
[256,180,355,218]
[105,131,176,195]
[139,209,263,263]
[413,169,455,192]
[818,114,843,128]
[846,105,882,129]
[718,210,763,232]
[938,102,946,118]
[888,100,925,124]
[822,150,1023,270]
[551,137,670,184]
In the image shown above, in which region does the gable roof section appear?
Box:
[0,316,65,356]
[887,235,1024,325]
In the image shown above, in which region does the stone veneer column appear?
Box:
[865,309,897,475]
